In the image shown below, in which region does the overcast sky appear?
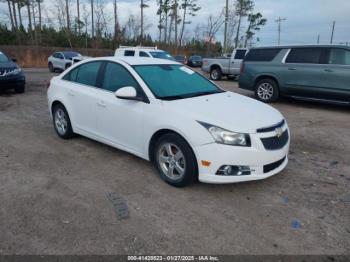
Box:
[0,0,349,46]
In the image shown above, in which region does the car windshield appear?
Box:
[63,52,81,59]
[0,52,9,63]
[150,51,175,60]
[133,64,223,100]
[191,56,202,61]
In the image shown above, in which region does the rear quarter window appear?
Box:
[234,50,247,60]
[286,48,323,64]
[244,49,281,62]
[124,50,135,57]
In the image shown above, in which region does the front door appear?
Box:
[96,62,145,153]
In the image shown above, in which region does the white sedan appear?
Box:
[47,57,290,187]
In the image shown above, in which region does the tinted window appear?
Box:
[63,51,81,59]
[75,62,102,87]
[63,67,79,81]
[139,51,150,57]
[234,50,247,59]
[328,48,350,65]
[286,48,322,64]
[102,62,139,92]
[124,50,135,56]
[245,48,281,62]
[56,53,64,59]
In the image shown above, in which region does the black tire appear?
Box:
[48,62,54,73]
[52,103,74,139]
[254,78,280,103]
[210,67,222,81]
[154,133,198,187]
[14,84,25,94]
[65,63,71,70]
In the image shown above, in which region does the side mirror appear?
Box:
[115,86,138,101]
[12,58,17,62]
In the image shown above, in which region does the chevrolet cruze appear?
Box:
[47,57,290,187]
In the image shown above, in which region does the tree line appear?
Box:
[0,0,266,56]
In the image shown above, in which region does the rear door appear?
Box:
[322,48,350,100]
[281,47,329,97]
[63,61,103,135]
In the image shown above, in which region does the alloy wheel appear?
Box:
[257,82,274,101]
[54,108,68,136]
[158,143,186,181]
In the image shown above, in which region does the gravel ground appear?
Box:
[0,69,349,255]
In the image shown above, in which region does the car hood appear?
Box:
[163,92,284,134]
[0,61,16,69]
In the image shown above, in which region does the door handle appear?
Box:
[288,68,297,71]
[97,101,107,108]
[324,69,333,73]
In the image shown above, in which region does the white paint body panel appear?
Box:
[47,57,290,184]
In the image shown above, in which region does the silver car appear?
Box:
[48,51,82,72]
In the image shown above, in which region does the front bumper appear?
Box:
[194,126,290,184]
[0,73,25,89]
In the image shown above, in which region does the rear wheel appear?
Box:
[154,133,197,187]
[48,62,54,73]
[65,63,71,70]
[52,104,74,139]
[254,78,279,103]
[210,67,222,81]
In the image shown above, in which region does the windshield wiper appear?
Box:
[183,90,224,98]
[160,95,186,101]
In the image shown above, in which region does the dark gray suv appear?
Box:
[239,45,350,105]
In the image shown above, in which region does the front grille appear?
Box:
[264,157,286,173]
[261,130,289,150]
[257,120,285,133]
[0,68,15,77]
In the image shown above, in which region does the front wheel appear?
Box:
[154,133,198,187]
[52,104,74,139]
[210,67,222,81]
[254,78,280,103]
[14,84,25,94]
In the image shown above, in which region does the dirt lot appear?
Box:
[0,69,349,255]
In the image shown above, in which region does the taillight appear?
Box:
[240,62,245,74]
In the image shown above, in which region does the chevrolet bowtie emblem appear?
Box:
[275,128,283,138]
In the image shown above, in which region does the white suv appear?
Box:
[47,57,290,187]
[115,46,174,61]
[48,51,82,72]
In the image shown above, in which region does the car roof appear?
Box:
[82,56,181,66]
[251,45,350,50]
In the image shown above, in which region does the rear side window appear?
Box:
[234,50,247,60]
[328,48,350,65]
[102,62,139,92]
[124,50,135,57]
[75,62,102,87]
[244,49,281,62]
[286,48,322,64]
[139,51,150,57]
[63,67,79,81]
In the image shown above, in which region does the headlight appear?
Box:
[7,68,22,75]
[198,121,251,147]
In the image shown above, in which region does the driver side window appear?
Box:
[101,62,140,93]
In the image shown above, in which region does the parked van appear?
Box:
[114,46,174,61]
[239,45,350,105]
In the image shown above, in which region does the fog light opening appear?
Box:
[217,165,252,176]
